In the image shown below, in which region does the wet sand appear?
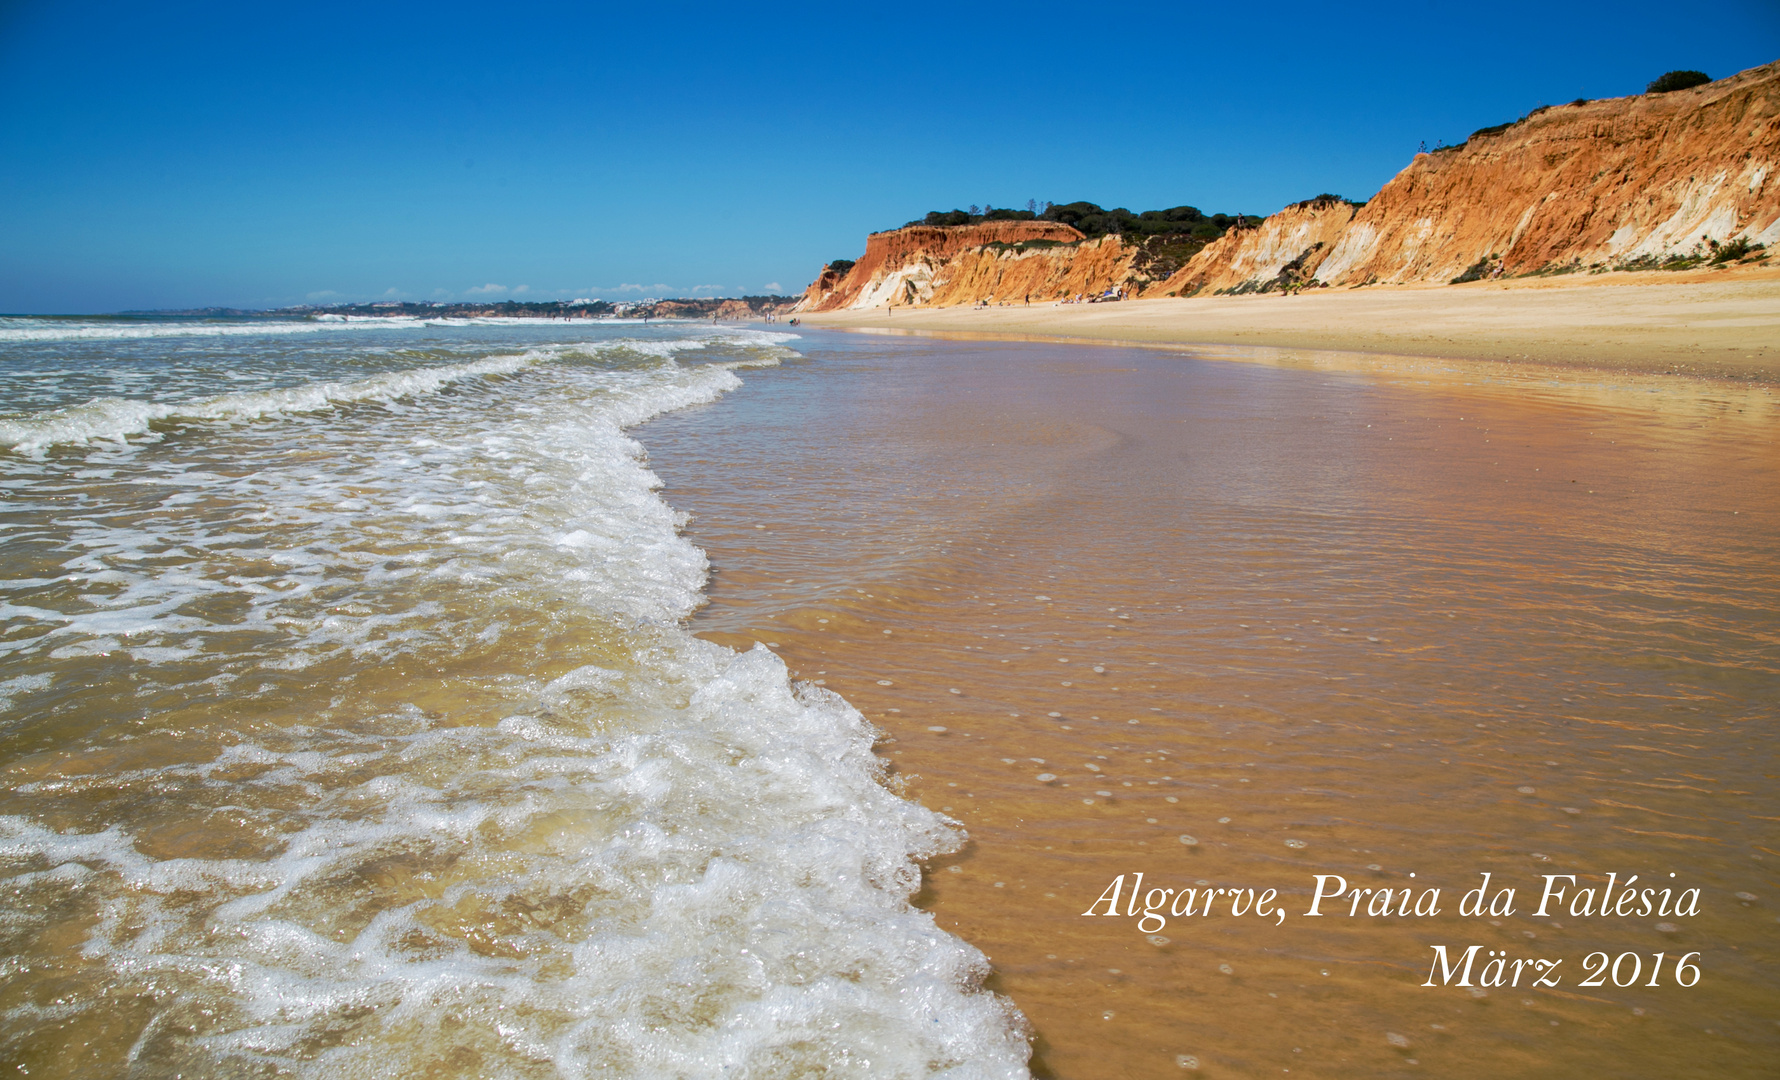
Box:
[796,271,1780,381]
[639,332,1779,1078]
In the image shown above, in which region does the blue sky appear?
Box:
[1,1,1775,313]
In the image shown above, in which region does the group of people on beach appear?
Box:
[961,285,1131,310]
[1051,286,1129,304]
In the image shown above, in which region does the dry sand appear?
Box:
[797,268,1780,381]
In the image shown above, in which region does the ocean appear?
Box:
[0,316,1030,1078]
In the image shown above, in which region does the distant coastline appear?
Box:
[112,295,801,322]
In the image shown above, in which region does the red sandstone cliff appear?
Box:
[804,61,1780,308]
[797,221,1086,311]
[1153,197,1358,296]
[1157,60,1780,295]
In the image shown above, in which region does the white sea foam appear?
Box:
[0,352,533,453]
[0,329,794,454]
[0,315,432,343]
[0,646,1029,1077]
[0,325,1030,1075]
[0,315,800,344]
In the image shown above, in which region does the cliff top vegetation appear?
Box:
[1647,69,1711,93]
[903,200,1262,242]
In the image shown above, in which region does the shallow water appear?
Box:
[641,330,1780,1078]
[0,318,1029,1078]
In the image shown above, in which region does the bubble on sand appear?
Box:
[1367,863,1383,871]
[1656,922,1678,933]
[1735,891,1758,902]
[1093,666,1105,673]
[948,688,962,695]
[1179,835,1199,846]
[1165,796,1179,803]
[1035,595,1052,601]
[1083,798,1096,805]
[1048,712,1062,718]
[1176,1055,1200,1070]
[1517,786,1536,794]
[1096,790,1112,797]
[876,679,893,685]
[1148,934,1170,946]
[1217,963,1233,975]
[1386,1033,1411,1049]
[1217,816,1231,824]
[1284,838,1308,849]
[1562,807,1581,814]
[1036,773,1057,782]
[927,725,947,733]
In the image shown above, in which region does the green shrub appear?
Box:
[916,210,974,227]
[1709,238,1760,263]
[982,239,1070,253]
[827,259,856,275]
[1450,255,1498,284]
[903,200,1260,245]
[1647,70,1710,93]
[1293,193,1364,210]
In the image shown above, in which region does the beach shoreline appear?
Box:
[642,327,1780,1078]
[795,270,1780,382]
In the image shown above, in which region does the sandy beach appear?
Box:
[796,270,1780,381]
[644,329,1780,1078]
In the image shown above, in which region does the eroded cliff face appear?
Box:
[1159,60,1780,294]
[806,62,1780,308]
[796,221,1085,311]
[923,235,1163,306]
[1153,197,1358,296]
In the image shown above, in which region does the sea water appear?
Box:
[0,316,1030,1078]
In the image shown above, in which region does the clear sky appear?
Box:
[1,1,1775,313]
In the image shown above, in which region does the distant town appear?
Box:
[135,296,800,321]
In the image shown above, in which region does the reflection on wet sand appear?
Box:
[643,331,1779,1079]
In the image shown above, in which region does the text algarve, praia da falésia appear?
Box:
[1082,871,1706,990]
